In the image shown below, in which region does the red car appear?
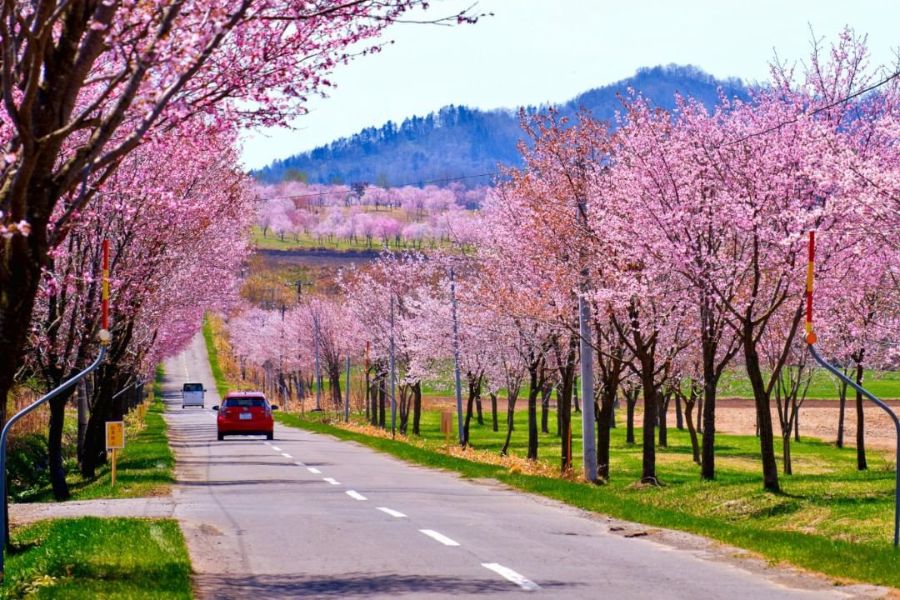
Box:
[214,392,278,440]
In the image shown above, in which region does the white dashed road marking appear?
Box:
[346,490,367,501]
[481,563,540,591]
[323,477,340,485]
[281,452,292,458]
[307,467,321,474]
[271,446,282,452]
[294,461,305,467]
[377,507,407,518]
[419,529,459,546]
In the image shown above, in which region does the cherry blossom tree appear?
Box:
[0,0,479,423]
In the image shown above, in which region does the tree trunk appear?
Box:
[378,377,386,428]
[490,393,499,432]
[412,382,422,436]
[700,370,717,480]
[77,379,89,465]
[657,392,670,448]
[463,376,476,447]
[837,380,847,448]
[782,434,792,475]
[792,394,800,442]
[640,377,658,484]
[558,376,573,473]
[626,391,637,445]
[475,395,484,426]
[675,391,684,430]
[855,363,867,471]
[48,392,72,500]
[540,388,550,434]
[743,321,780,493]
[501,394,517,456]
[597,396,613,481]
[684,392,700,465]
[0,232,44,428]
[527,387,539,460]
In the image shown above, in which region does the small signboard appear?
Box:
[440,410,453,441]
[105,421,125,450]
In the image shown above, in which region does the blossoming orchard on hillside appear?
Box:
[226,31,898,495]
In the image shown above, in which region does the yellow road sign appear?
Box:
[106,421,125,450]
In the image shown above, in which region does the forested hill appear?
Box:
[255,65,748,185]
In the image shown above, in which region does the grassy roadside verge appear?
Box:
[2,517,191,599]
[202,314,231,398]
[22,366,174,502]
[276,411,900,589]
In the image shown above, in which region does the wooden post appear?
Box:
[111,448,117,487]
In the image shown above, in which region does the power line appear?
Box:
[721,68,900,147]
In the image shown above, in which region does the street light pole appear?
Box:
[575,177,598,482]
[389,295,397,437]
[449,268,465,446]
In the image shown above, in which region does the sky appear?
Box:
[240,0,900,169]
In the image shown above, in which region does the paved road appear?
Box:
[165,334,884,599]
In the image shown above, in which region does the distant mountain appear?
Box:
[254,65,749,186]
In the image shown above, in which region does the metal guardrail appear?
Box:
[0,347,107,578]
[808,344,899,547]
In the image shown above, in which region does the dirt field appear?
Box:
[715,398,900,454]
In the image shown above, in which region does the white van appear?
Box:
[182,382,206,408]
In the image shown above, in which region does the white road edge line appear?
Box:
[281,452,292,458]
[271,446,282,452]
[294,461,306,467]
[346,490,367,501]
[377,507,407,518]
[307,467,321,474]
[323,477,340,485]
[481,563,540,591]
[419,529,459,546]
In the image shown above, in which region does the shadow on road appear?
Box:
[195,572,572,598]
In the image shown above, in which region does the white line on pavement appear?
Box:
[346,490,367,501]
[281,452,292,458]
[271,446,282,452]
[419,529,459,546]
[481,563,540,591]
[294,461,306,467]
[307,467,321,474]
[377,507,407,518]
[323,477,340,485]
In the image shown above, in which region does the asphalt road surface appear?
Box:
[164,335,884,599]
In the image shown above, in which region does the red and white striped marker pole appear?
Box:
[99,239,112,346]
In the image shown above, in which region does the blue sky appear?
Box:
[240,0,899,169]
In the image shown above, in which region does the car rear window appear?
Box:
[183,383,203,392]
[223,397,266,408]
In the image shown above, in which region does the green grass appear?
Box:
[202,314,230,398]
[716,367,900,400]
[22,369,174,502]
[416,367,900,402]
[251,225,448,253]
[2,517,191,599]
[277,408,900,589]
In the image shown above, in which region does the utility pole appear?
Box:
[449,268,465,446]
[344,356,351,422]
[389,295,397,437]
[578,295,598,482]
[576,174,598,482]
[313,315,322,411]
